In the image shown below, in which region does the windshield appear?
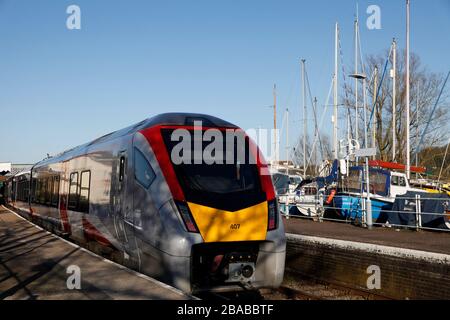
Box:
[161,128,266,210]
[346,168,389,197]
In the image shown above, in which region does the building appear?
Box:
[0,162,34,182]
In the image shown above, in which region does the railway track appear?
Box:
[261,271,393,300]
[198,271,393,300]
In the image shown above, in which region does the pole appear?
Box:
[286,108,289,172]
[365,156,372,229]
[406,0,411,179]
[346,108,350,176]
[373,67,378,159]
[273,84,277,165]
[392,39,397,162]
[313,97,319,175]
[363,77,368,149]
[415,82,419,175]
[333,23,339,160]
[302,59,307,177]
[354,13,359,146]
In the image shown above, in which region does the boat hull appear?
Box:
[333,194,392,223]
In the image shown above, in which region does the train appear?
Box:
[4,113,286,294]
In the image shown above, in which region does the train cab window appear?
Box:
[51,176,60,207]
[134,148,155,189]
[78,171,91,213]
[68,172,79,210]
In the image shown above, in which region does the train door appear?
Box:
[114,150,140,268]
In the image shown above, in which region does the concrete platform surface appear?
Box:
[284,216,450,255]
[0,206,192,300]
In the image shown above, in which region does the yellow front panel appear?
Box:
[188,201,268,242]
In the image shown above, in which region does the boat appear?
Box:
[293,180,323,217]
[276,174,302,215]
[333,165,424,223]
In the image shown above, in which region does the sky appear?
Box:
[0,0,449,163]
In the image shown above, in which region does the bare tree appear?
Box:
[342,50,450,164]
[291,134,333,176]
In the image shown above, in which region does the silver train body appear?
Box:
[5,113,286,294]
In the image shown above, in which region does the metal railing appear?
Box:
[279,193,450,233]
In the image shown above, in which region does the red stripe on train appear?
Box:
[59,194,71,234]
[82,217,112,247]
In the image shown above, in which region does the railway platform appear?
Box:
[284,217,450,254]
[283,217,450,299]
[0,206,193,300]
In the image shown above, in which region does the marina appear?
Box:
[0,0,450,307]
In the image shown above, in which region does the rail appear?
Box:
[279,193,450,233]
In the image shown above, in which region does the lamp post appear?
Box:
[350,73,373,229]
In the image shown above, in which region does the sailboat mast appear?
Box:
[354,9,359,145]
[333,23,339,160]
[301,59,307,177]
[415,82,419,169]
[363,76,368,149]
[313,97,319,175]
[406,0,411,179]
[273,84,277,165]
[392,39,397,161]
[373,66,378,159]
[286,108,289,172]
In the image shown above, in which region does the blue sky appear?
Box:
[0,0,449,163]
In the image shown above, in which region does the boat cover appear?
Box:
[387,191,450,229]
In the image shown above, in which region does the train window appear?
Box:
[17,181,22,201]
[34,179,40,203]
[68,172,79,210]
[39,179,47,204]
[51,176,60,207]
[17,179,28,202]
[119,156,125,182]
[46,178,53,205]
[78,171,91,213]
[134,148,155,189]
[17,181,21,201]
[24,180,29,202]
[11,180,15,201]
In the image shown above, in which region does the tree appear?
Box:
[291,134,333,176]
[342,50,450,165]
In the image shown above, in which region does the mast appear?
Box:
[313,97,319,175]
[372,66,378,159]
[301,59,307,177]
[363,75,368,149]
[273,84,277,165]
[354,7,359,145]
[406,0,411,179]
[392,39,397,162]
[286,108,289,172]
[333,23,339,160]
[415,82,419,170]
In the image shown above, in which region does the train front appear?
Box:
[141,117,286,293]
